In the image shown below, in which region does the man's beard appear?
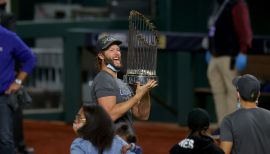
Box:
[104,57,122,70]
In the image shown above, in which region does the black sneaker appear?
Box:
[17,147,35,154]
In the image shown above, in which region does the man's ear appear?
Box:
[98,52,104,60]
[237,91,240,99]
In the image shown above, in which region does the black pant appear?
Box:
[13,104,26,152]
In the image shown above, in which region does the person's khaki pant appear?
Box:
[207,56,237,125]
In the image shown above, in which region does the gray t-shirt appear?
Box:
[220,107,270,154]
[87,71,134,130]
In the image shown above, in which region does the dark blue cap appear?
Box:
[233,74,260,101]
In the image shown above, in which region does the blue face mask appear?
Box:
[107,64,120,72]
[236,102,241,109]
[236,101,241,109]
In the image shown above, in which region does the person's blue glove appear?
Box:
[205,50,212,64]
[235,53,247,71]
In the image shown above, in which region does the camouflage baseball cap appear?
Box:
[96,35,122,53]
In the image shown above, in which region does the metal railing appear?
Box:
[24,48,63,114]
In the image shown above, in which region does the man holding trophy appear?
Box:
[86,12,159,150]
[88,34,157,134]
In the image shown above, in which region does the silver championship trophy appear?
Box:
[124,10,159,85]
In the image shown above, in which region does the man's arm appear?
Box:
[220,116,234,154]
[5,34,36,94]
[5,71,27,94]
[131,80,157,120]
[98,95,140,121]
[5,33,36,95]
[220,141,233,154]
[131,92,151,120]
[232,0,253,53]
[98,80,157,121]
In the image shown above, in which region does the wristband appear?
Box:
[15,79,22,85]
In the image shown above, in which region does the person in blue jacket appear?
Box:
[71,104,136,154]
[0,25,36,153]
[0,1,35,153]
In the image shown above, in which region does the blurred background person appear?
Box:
[0,24,36,153]
[205,0,253,128]
[0,0,34,153]
[0,20,36,154]
[0,0,15,31]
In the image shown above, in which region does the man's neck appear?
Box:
[101,66,117,78]
[241,101,258,109]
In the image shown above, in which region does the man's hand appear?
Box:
[5,82,22,95]
[235,53,247,71]
[131,80,157,120]
[205,50,212,64]
[5,72,27,95]
[135,80,158,100]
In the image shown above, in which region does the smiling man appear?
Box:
[86,34,157,136]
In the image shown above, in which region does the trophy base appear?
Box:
[123,74,158,85]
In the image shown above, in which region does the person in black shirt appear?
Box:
[170,108,224,154]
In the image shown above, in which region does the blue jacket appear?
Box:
[70,135,136,154]
[0,26,36,93]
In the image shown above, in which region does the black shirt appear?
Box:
[170,135,224,154]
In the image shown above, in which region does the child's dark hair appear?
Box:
[77,104,114,154]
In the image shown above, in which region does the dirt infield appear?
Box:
[24,120,188,154]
